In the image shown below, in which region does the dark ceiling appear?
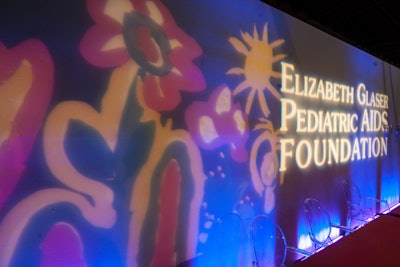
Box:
[261,0,400,68]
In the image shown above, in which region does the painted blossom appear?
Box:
[185,85,249,162]
[80,0,206,111]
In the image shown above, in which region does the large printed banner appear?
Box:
[0,0,398,266]
[280,61,388,171]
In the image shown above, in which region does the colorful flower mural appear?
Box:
[0,0,288,265]
[1,0,397,266]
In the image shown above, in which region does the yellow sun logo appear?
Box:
[227,23,286,117]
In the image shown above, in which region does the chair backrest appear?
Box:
[303,198,332,248]
[338,177,390,219]
[250,214,287,267]
[339,177,361,205]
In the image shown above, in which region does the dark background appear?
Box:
[262,0,400,68]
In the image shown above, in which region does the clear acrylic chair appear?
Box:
[303,198,354,251]
[250,214,311,267]
[338,177,390,226]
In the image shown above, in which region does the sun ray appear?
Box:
[232,80,251,95]
[257,88,271,116]
[241,31,253,46]
[245,87,257,114]
[272,54,286,63]
[227,67,245,75]
[270,39,285,48]
[229,37,249,55]
[270,71,281,78]
[252,25,259,41]
[262,23,269,43]
[266,81,281,99]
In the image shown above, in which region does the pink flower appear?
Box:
[185,85,249,162]
[80,0,205,111]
